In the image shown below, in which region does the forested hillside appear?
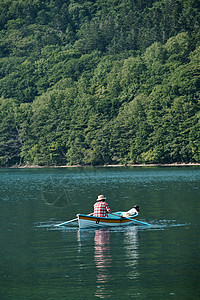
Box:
[0,0,200,166]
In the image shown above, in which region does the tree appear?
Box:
[0,97,21,166]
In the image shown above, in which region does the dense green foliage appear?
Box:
[0,0,200,166]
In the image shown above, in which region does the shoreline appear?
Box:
[4,162,200,169]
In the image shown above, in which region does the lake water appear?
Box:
[0,166,200,299]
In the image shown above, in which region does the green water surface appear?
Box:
[0,167,200,299]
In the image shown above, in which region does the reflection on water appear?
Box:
[94,229,112,298]
[77,227,140,299]
[124,228,139,280]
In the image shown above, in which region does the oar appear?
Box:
[55,217,78,226]
[55,213,93,227]
[111,213,150,226]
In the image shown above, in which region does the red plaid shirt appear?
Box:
[93,201,111,217]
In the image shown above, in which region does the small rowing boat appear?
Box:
[77,212,139,229]
[55,212,150,228]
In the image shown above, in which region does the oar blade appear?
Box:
[132,219,150,226]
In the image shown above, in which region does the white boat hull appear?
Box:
[77,213,138,229]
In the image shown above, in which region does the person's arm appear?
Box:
[106,203,111,213]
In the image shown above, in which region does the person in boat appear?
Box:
[121,205,140,218]
[93,195,111,217]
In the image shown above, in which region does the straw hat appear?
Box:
[96,195,106,201]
